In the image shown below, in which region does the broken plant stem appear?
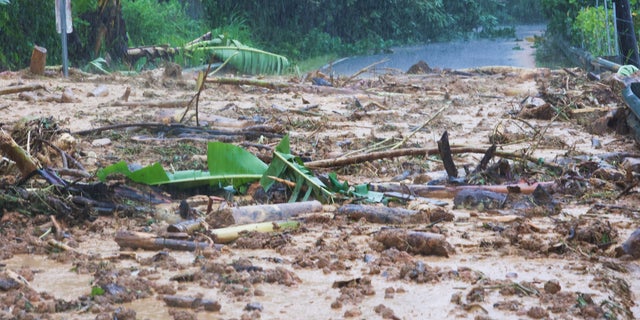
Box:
[526,111,561,160]
[0,129,38,177]
[0,83,45,96]
[341,58,390,86]
[391,104,450,149]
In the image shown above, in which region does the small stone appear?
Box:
[244,302,263,312]
[343,308,362,318]
[527,306,548,319]
[544,279,561,294]
[621,228,640,258]
[330,301,342,309]
[91,138,112,147]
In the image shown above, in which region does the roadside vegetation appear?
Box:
[0,0,545,72]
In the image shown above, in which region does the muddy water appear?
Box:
[324,25,544,76]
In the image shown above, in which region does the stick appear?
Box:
[391,104,450,149]
[101,99,192,108]
[304,146,562,171]
[205,77,291,89]
[341,58,390,86]
[0,83,45,96]
[369,181,554,199]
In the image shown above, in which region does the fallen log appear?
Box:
[206,200,323,228]
[0,83,45,96]
[336,204,453,225]
[114,230,218,251]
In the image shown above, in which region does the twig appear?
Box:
[206,77,291,89]
[101,99,192,108]
[391,104,450,149]
[305,146,561,171]
[340,58,390,86]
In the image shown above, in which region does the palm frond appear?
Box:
[0,0,10,5]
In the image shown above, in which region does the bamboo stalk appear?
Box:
[114,230,217,251]
[210,220,300,244]
[0,129,38,177]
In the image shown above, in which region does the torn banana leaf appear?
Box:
[97,141,267,188]
[260,134,334,203]
[328,172,385,203]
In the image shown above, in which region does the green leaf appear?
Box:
[0,0,9,5]
[207,141,268,188]
[90,286,105,297]
[192,38,290,75]
[97,142,267,189]
[260,134,334,202]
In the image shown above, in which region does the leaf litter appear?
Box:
[1,64,640,319]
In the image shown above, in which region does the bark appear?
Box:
[29,46,47,75]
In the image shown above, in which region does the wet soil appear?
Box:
[1,64,640,320]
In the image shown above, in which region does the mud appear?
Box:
[1,64,640,319]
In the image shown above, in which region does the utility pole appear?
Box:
[615,0,640,67]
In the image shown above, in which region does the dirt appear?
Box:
[1,64,640,320]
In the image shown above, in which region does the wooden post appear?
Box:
[29,46,47,75]
[615,0,640,67]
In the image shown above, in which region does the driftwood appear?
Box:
[336,204,454,225]
[114,230,218,251]
[0,83,45,96]
[29,46,47,75]
[168,218,205,234]
[369,181,553,199]
[163,295,221,312]
[206,200,323,228]
[374,228,454,257]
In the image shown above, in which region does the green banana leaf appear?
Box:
[193,40,289,75]
[97,142,267,188]
[328,172,385,203]
[260,134,334,203]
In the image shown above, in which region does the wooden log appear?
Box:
[114,230,218,251]
[206,77,291,89]
[336,203,454,225]
[29,45,47,75]
[0,83,45,96]
[206,200,323,228]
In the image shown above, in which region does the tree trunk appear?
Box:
[29,46,47,75]
[615,0,640,67]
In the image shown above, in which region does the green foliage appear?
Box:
[122,0,209,47]
[0,0,60,70]
[573,6,617,57]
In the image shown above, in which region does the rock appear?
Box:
[621,228,640,258]
[622,157,640,174]
[527,306,549,319]
[163,62,182,78]
[406,60,432,74]
[91,138,112,147]
[54,132,77,151]
[543,279,561,294]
